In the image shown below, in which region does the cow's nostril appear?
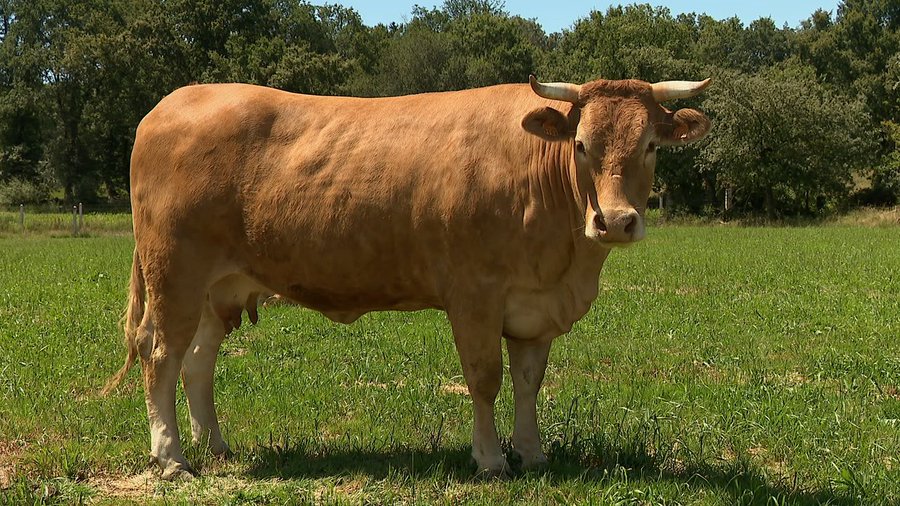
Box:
[624,214,637,235]
[593,214,607,233]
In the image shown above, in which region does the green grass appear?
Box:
[1,226,899,504]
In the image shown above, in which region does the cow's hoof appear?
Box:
[471,457,513,481]
[209,441,232,459]
[513,450,549,471]
[474,465,513,481]
[160,463,196,482]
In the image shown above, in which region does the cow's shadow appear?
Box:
[242,441,861,506]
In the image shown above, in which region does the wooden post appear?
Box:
[78,202,84,231]
[72,206,78,236]
[658,193,664,211]
[19,204,24,231]
[724,187,732,211]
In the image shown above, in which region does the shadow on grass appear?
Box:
[243,437,863,505]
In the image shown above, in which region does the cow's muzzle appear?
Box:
[586,207,645,246]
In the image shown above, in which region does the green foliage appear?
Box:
[0,177,52,205]
[699,62,877,217]
[0,0,897,215]
[868,121,900,204]
[370,1,544,95]
[542,5,697,82]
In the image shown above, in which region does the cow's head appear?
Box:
[522,76,711,247]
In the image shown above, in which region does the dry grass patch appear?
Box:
[0,440,26,489]
[829,206,900,227]
[89,470,157,500]
[881,385,900,400]
[440,382,469,396]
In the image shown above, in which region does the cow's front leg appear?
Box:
[507,337,551,469]
[447,303,508,478]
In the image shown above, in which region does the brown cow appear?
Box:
[104,75,711,480]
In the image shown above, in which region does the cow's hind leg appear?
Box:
[142,261,209,480]
[447,301,508,478]
[507,338,551,470]
[181,303,229,456]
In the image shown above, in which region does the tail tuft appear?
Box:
[102,249,146,396]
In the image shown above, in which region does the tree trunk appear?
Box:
[764,187,775,220]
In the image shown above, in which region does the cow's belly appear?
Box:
[206,270,437,330]
[502,284,597,341]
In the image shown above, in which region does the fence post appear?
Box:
[78,202,84,232]
[72,206,78,236]
[19,204,24,232]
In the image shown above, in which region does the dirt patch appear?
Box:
[692,360,726,382]
[882,385,900,400]
[223,347,248,357]
[440,382,469,396]
[0,440,26,489]
[90,470,157,499]
[90,470,283,501]
[357,379,405,390]
[720,447,736,462]
[776,371,808,388]
[324,476,367,498]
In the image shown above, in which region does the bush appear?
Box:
[0,178,53,206]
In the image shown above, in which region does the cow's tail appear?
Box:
[102,248,146,395]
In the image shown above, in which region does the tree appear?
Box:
[541,4,696,82]
[371,0,546,95]
[0,11,45,187]
[698,62,878,217]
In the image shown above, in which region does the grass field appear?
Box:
[1,225,899,504]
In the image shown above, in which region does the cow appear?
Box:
[103,75,711,480]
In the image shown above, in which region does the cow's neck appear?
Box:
[535,137,607,254]
[504,138,610,340]
[523,136,611,277]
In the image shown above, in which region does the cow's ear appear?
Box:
[658,108,711,145]
[521,106,573,141]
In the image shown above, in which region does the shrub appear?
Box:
[0,178,53,206]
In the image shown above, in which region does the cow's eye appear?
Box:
[575,141,585,154]
[647,142,657,153]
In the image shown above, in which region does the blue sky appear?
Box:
[338,1,842,32]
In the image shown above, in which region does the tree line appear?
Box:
[0,0,897,217]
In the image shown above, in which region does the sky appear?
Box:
[338,1,842,32]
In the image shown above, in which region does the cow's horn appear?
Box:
[651,78,712,102]
[529,75,582,104]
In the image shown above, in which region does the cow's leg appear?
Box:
[141,261,208,480]
[447,305,507,477]
[181,303,229,456]
[507,337,552,469]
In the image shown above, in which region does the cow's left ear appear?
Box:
[521,106,574,141]
[658,108,711,145]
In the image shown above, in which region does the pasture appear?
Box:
[0,224,898,504]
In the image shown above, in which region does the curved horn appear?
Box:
[651,78,712,102]
[529,75,582,104]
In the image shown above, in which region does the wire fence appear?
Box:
[0,203,133,236]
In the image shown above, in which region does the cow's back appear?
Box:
[131,83,549,314]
